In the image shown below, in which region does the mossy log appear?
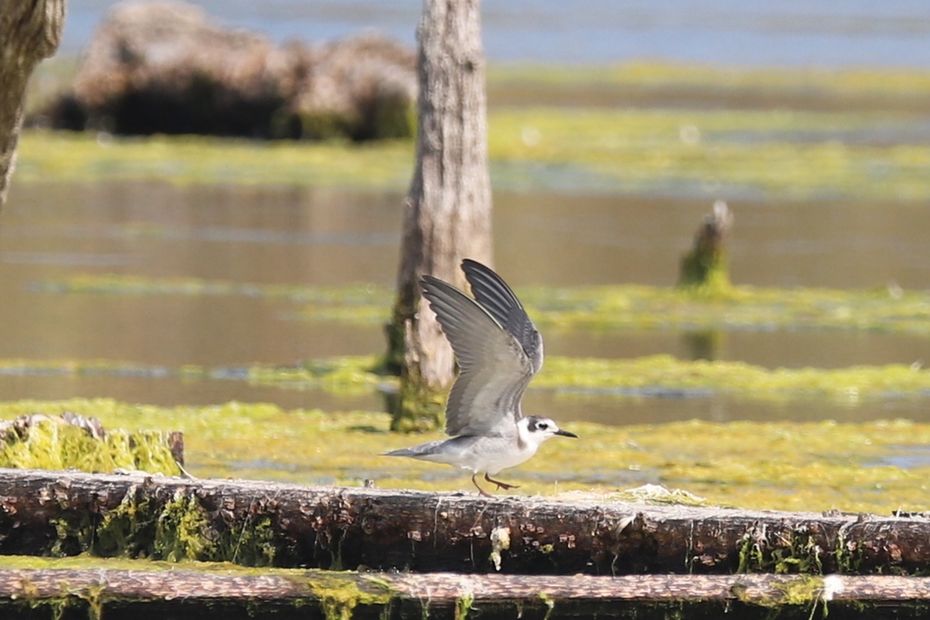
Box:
[2,468,930,575]
[3,569,930,620]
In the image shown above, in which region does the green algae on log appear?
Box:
[0,413,182,475]
[3,468,930,578]
[4,565,930,620]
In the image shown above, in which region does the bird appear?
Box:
[385,258,577,497]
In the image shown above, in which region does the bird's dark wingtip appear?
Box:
[461,258,491,274]
[419,274,442,290]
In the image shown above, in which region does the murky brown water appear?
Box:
[1,181,929,423]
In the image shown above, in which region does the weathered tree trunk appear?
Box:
[3,568,930,620]
[386,0,493,431]
[3,468,930,576]
[0,0,66,208]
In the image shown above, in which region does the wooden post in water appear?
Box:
[0,0,66,208]
[678,199,734,293]
[386,0,493,432]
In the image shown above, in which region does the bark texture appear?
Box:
[0,0,65,208]
[2,469,930,577]
[2,569,930,619]
[387,0,493,431]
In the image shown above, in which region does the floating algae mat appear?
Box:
[0,399,928,515]
[3,355,930,404]
[248,355,930,404]
[33,273,930,335]
[487,61,930,107]
[17,99,930,199]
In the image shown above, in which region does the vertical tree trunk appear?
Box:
[386,0,493,431]
[0,0,66,208]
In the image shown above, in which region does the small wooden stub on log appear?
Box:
[1,468,929,576]
[1,569,929,619]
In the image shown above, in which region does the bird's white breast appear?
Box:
[470,436,539,475]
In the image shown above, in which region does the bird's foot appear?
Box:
[485,473,519,491]
[472,473,495,497]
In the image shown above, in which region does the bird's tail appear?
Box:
[383,447,416,457]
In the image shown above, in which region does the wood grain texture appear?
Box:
[2,569,930,619]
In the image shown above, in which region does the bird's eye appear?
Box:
[538,423,548,430]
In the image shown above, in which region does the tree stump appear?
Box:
[387,0,493,432]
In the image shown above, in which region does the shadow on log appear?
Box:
[1,468,930,576]
[3,568,930,619]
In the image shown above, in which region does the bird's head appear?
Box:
[518,415,578,448]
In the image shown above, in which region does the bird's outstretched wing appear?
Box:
[421,272,539,437]
[461,259,544,375]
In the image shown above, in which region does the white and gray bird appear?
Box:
[385,259,577,496]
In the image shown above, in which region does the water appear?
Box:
[3,181,930,423]
[10,1,930,426]
[62,0,930,68]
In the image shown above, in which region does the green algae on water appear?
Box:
[1,399,929,514]
[17,96,930,200]
[489,61,930,106]
[5,353,930,403]
[34,273,930,336]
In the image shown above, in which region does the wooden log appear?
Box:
[1,569,930,619]
[1,468,930,575]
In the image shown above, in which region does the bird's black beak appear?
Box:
[555,429,578,438]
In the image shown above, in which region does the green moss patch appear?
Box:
[0,415,180,475]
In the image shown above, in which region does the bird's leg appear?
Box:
[485,473,520,491]
[472,473,494,497]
